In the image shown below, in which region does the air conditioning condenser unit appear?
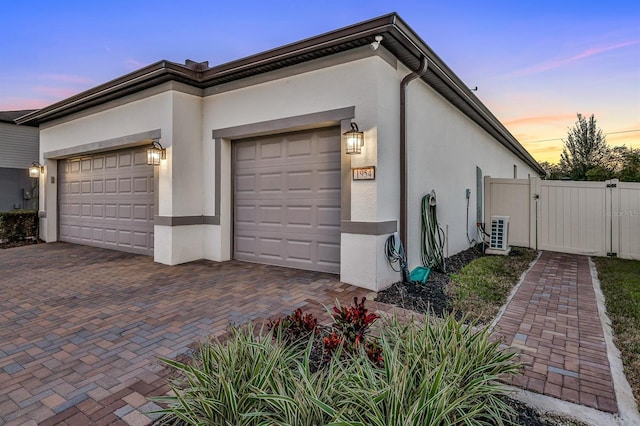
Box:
[485,215,511,255]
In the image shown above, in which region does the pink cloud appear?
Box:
[35,86,82,99]
[512,40,640,76]
[42,74,94,85]
[0,98,51,110]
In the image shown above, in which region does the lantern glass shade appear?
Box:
[147,142,166,166]
[344,123,364,155]
[29,164,42,178]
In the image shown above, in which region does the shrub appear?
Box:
[0,210,38,242]
[323,297,382,367]
[156,313,520,425]
[331,296,379,346]
[269,308,319,342]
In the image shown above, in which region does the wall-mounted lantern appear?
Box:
[29,162,43,178]
[147,139,166,166]
[344,123,364,155]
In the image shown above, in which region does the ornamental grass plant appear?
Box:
[155,307,520,425]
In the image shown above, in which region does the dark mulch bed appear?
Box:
[375,244,484,317]
[0,238,43,249]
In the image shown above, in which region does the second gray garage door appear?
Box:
[58,146,155,255]
[234,127,341,273]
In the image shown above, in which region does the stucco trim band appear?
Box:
[154,215,220,226]
[212,107,355,140]
[341,220,397,235]
[43,129,162,159]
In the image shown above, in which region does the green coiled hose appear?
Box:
[421,190,446,272]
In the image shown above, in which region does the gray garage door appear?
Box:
[58,146,155,255]
[234,127,341,273]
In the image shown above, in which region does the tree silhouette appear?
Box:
[559,113,610,180]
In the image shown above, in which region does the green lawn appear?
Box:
[593,257,640,403]
[449,247,538,324]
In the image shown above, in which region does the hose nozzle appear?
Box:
[429,189,437,206]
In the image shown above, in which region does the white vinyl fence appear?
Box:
[484,177,640,260]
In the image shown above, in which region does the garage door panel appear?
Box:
[80,181,90,193]
[236,144,257,161]
[234,128,340,273]
[105,155,118,168]
[92,228,104,241]
[133,151,148,165]
[133,177,149,192]
[287,206,313,226]
[119,178,132,193]
[119,152,132,167]
[69,181,81,194]
[259,205,283,225]
[286,137,312,158]
[318,241,340,263]
[133,204,150,220]
[235,235,257,256]
[261,141,283,159]
[235,173,257,193]
[132,232,149,248]
[59,146,154,256]
[105,179,117,193]
[260,172,283,192]
[93,157,104,170]
[92,180,104,193]
[286,239,312,260]
[286,171,313,192]
[318,168,341,191]
[92,204,104,218]
[317,205,340,228]
[105,229,117,243]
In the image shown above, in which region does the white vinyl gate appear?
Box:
[484,177,640,260]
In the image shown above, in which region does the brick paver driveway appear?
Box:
[0,242,368,425]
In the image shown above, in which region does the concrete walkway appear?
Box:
[0,243,369,425]
[493,251,618,413]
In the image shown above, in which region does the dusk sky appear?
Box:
[1,1,638,163]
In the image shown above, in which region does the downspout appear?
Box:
[400,56,428,250]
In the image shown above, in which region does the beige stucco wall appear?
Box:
[35,48,540,291]
[402,61,538,270]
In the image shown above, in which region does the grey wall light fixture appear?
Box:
[28,162,43,178]
[344,123,364,155]
[147,139,166,166]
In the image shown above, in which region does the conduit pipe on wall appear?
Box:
[400,56,428,249]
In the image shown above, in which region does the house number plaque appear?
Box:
[352,166,376,180]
